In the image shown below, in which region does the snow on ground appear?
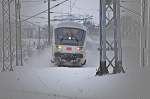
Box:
[0,36,150,99]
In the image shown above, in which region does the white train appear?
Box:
[51,21,87,66]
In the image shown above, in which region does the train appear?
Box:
[51,21,87,66]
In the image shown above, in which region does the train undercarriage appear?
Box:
[51,52,86,66]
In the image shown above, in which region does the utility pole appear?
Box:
[140,0,148,67]
[96,0,125,76]
[48,0,62,45]
[48,0,51,45]
[148,0,150,67]
[37,26,41,49]
[19,1,23,66]
[15,0,18,66]
[15,0,23,66]
[69,0,72,15]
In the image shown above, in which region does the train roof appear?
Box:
[55,21,87,31]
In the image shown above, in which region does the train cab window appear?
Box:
[55,27,86,46]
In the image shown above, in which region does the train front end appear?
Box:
[52,22,86,66]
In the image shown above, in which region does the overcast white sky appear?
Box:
[21,0,141,26]
[21,0,99,26]
[0,0,140,26]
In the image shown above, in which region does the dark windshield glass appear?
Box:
[55,27,86,46]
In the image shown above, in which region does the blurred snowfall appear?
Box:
[0,0,150,99]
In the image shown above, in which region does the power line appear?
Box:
[21,0,44,3]
[63,3,99,12]
[120,0,140,3]
[22,0,69,22]
[21,11,69,19]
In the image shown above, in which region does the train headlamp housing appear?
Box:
[77,47,83,51]
[58,46,62,49]
[56,45,62,49]
[68,37,72,40]
[77,47,80,51]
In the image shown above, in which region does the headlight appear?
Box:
[56,45,62,49]
[77,47,83,51]
[58,45,62,49]
[77,47,80,51]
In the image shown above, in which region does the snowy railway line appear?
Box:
[0,44,149,99]
[0,32,149,99]
[0,0,150,99]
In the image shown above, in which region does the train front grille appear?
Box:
[54,53,83,61]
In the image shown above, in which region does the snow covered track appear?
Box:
[0,0,150,98]
[0,60,150,99]
[0,43,149,99]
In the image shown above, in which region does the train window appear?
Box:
[55,27,86,46]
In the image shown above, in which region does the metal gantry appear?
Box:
[15,0,23,66]
[2,0,13,71]
[96,0,125,75]
[1,0,23,71]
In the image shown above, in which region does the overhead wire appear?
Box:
[21,0,142,27]
[22,0,69,22]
